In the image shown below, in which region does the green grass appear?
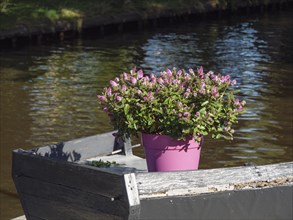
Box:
[0,0,224,30]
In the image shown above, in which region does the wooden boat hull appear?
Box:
[12,131,293,220]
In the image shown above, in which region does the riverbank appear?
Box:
[0,0,292,45]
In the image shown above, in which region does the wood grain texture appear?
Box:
[33,131,123,162]
[136,162,293,198]
[21,193,122,220]
[124,173,141,219]
[12,151,125,198]
[12,149,138,219]
[16,176,128,216]
[139,185,293,220]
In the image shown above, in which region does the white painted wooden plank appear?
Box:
[136,162,293,198]
[11,216,26,220]
[124,173,141,219]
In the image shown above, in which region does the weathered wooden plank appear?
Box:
[12,151,125,199]
[124,173,141,219]
[12,149,141,219]
[21,193,122,220]
[33,131,125,162]
[15,176,129,217]
[139,185,293,220]
[136,162,293,198]
[11,216,26,220]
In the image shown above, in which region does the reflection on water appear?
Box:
[1,9,293,219]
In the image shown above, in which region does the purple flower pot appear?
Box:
[141,133,203,172]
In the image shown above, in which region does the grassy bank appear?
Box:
[0,0,209,28]
[0,0,290,41]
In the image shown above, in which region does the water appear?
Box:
[1,9,292,219]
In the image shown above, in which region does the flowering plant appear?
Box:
[98,67,245,141]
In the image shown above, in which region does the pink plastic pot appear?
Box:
[141,133,203,172]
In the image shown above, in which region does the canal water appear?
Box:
[1,9,292,219]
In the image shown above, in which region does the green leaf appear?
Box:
[124,103,130,114]
[201,100,209,106]
[153,108,162,114]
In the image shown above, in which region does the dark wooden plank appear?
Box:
[136,162,293,198]
[12,151,126,199]
[21,193,122,220]
[15,176,129,217]
[139,185,293,220]
[12,150,141,219]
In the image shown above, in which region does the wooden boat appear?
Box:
[12,131,293,220]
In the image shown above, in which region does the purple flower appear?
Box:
[197,66,204,78]
[123,72,129,80]
[106,88,112,96]
[199,88,206,94]
[137,70,143,78]
[221,75,231,84]
[172,79,180,85]
[158,78,164,84]
[212,86,218,97]
[131,77,137,84]
[183,112,190,117]
[234,98,240,105]
[147,92,154,101]
[121,85,127,91]
[164,78,169,83]
[97,95,107,101]
[116,96,122,102]
[144,92,154,102]
[166,69,172,77]
[184,91,190,98]
[142,76,150,86]
[211,74,219,84]
[231,79,237,86]
[110,80,118,87]
[178,113,182,117]
[195,112,200,117]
